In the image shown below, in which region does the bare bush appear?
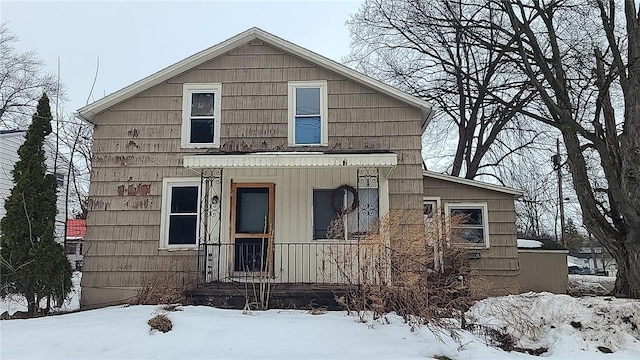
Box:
[331,210,483,331]
[132,271,190,305]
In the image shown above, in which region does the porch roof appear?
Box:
[183,152,397,176]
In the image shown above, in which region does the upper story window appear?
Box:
[182,83,222,148]
[445,203,489,248]
[161,178,200,249]
[288,81,328,146]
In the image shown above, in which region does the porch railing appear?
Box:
[198,242,389,285]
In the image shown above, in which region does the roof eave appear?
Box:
[77,28,263,122]
[76,27,432,122]
[423,170,524,197]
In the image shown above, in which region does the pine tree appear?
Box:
[0,93,72,314]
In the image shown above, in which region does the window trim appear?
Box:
[423,197,441,218]
[160,178,201,250]
[288,80,328,146]
[423,196,442,239]
[181,83,222,149]
[444,202,490,248]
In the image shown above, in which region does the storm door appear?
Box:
[230,183,275,274]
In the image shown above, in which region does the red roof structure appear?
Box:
[66,219,86,238]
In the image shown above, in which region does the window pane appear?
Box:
[190,119,215,143]
[236,188,269,233]
[171,186,198,213]
[450,208,483,225]
[347,188,378,235]
[424,202,434,216]
[168,215,197,245]
[424,201,437,228]
[56,173,64,188]
[295,116,321,144]
[296,87,320,115]
[191,93,215,116]
[65,241,77,255]
[313,189,342,239]
[459,228,484,244]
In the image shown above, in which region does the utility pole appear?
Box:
[552,138,566,247]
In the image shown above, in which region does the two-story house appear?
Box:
[76,28,523,308]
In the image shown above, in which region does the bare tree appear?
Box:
[57,114,92,219]
[347,0,541,179]
[499,151,558,238]
[468,0,640,297]
[0,24,62,129]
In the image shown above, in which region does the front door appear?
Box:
[230,183,275,274]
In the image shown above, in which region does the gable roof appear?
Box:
[75,27,432,128]
[423,170,524,197]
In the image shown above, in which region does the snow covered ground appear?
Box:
[468,292,640,358]
[1,291,639,359]
[0,271,81,316]
[568,274,617,295]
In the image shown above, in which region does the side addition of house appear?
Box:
[423,171,524,294]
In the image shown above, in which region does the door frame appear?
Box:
[230,182,275,275]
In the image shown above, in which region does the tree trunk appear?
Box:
[26,292,36,314]
[612,231,640,298]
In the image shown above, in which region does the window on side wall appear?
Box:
[288,81,328,146]
[445,203,489,248]
[312,187,378,240]
[65,240,78,255]
[182,83,222,148]
[55,173,64,188]
[162,179,200,248]
[423,197,441,238]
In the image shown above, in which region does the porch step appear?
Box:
[185,283,349,310]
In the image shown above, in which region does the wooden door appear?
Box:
[230,183,275,274]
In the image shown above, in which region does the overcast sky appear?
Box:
[1,0,362,115]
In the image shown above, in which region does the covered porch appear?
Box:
[182,152,396,287]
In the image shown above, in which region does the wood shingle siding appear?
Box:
[423,176,520,278]
[81,41,424,308]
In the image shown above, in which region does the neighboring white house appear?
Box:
[568,246,618,277]
[0,129,69,243]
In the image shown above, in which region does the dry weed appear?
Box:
[159,304,183,312]
[331,209,482,333]
[308,307,328,315]
[148,314,172,333]
[133,271,190,305]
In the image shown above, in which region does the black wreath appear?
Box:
[331,185,359,215]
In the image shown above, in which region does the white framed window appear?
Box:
[423,197,441,223]
[445,203,489,248]
[423,196,442,235]
[288,81,328,146]
[312,187,378,240]
[160,178,201,249]
[181,83,222,148]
